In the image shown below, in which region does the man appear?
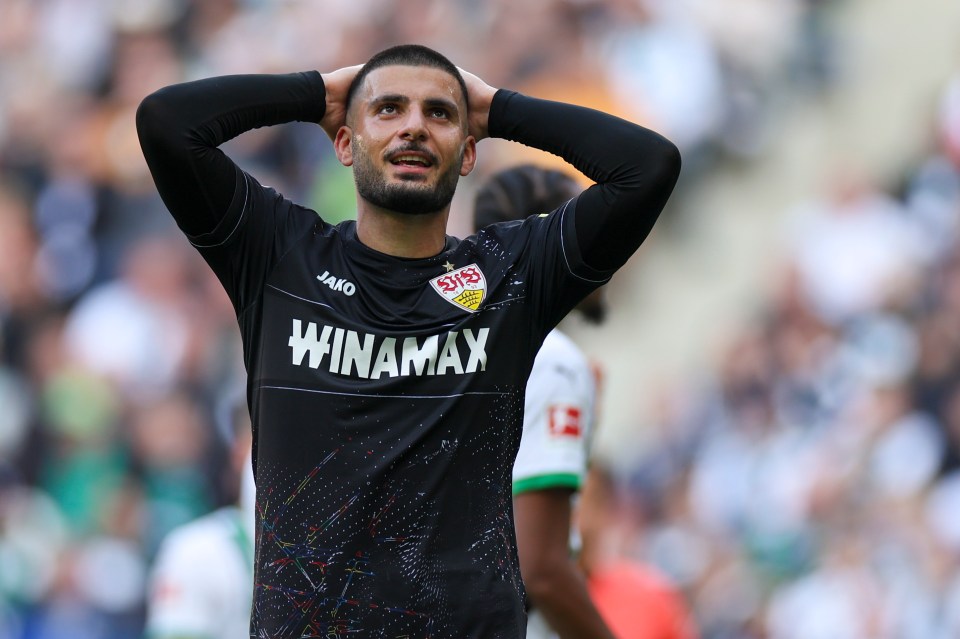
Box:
[144,404,256,639]
[473,165,615,639]
[137,44,680,637]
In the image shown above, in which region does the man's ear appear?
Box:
[459,136,477,177]
[334,127,354,167]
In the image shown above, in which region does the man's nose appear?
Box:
[398,110,428,141]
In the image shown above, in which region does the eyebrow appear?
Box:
[371,94,409,106]
[371,94,461,115]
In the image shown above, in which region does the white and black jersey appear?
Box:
[137,71,680,638]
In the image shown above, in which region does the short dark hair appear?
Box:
[346,44,468,115]
[473,164,581,231]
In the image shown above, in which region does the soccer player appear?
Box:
[473,165,615,639]
[144,405,256,639]
[136,44,680,637]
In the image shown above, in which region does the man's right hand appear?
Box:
[457,67,497,141]
[320,65,362,140]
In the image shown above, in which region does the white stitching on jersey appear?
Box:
[260,385,509,400]
[266,284,335,310]
[482,296,527,309]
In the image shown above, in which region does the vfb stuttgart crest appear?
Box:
[430,263,486,312]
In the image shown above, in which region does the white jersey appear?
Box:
[145,506,254,639]
[513,329,594,494]
[513,329,594,639]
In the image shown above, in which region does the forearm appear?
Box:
[515,489,615,639]
[488,90,681,271]
[526,562,615,639]
[136,72,326,235]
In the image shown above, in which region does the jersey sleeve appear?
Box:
[136,72,329,315]
[187,172,323,316]
[480,200,609,337]
[136,72,325,236]
[512,332,594,495]
[488,90,681,273]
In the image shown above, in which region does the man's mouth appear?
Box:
[388,151,435,168]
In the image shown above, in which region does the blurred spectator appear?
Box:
[144,402,254,639]
[35,367,124,537]
[599,1,723,161]
[126,391,219,556]
[784,170,927,325]
[578,464,699,639]
[63,235,196,400]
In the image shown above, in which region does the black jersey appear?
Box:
[137,70,680,639]
[191,174,604,636]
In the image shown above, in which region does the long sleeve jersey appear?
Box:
[137,71,679,639]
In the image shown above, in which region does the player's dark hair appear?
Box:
[346,44,468,115]
[472,164,581,231]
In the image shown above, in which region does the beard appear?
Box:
[353,142,463,216]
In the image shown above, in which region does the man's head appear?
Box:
[473,164,581,230]
[335,44,476,217]
[473,164,607,324]
[345,45,469,125]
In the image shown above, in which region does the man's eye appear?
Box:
[431,109,449,119]
[379,105,397,115]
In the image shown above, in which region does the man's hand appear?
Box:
[458,67,497,141]
[320,65,362,140]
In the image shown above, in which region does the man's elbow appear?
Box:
[521,557,572,604]
[619,135,682,203]
[135,87,178,146]
[654,137,682,188]
[136,90,160,131]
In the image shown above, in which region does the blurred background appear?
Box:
[1,0,960,637]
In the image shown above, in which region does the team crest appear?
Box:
[430,263,486,312]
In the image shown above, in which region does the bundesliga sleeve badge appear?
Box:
[430,263,486,312]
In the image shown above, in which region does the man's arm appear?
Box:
[460,70,681,273]
[495,91,680,272]
[512,335,615,639]
[136,69,358,237]
[514,488,616,639]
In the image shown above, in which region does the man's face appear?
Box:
[335,65,476,216]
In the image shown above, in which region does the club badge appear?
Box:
[430,263,486,312]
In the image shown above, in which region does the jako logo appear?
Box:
[317,270,356,296]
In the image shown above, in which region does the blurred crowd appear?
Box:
[2,0,948,638]
[610,71,960,637]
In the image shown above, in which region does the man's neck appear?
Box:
[354,205,450,258]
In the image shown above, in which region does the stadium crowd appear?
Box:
[4,0,957,638]
[608,70,960,637]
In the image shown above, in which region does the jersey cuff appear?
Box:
[512,473,581,495]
